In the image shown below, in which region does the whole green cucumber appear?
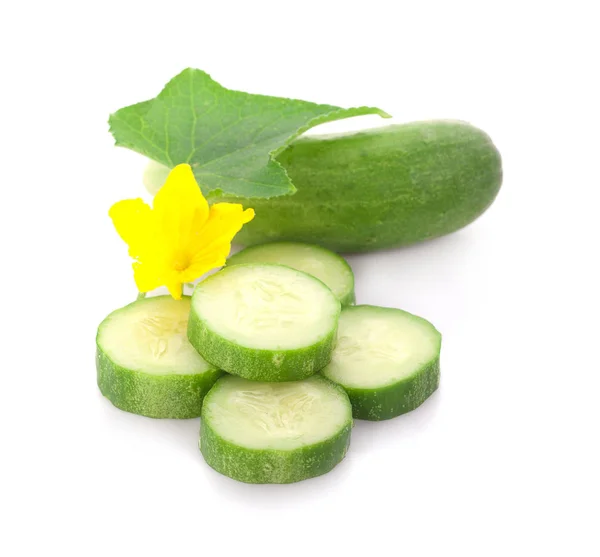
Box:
[231,120,502,252]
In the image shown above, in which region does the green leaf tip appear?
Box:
[109,68,390,199]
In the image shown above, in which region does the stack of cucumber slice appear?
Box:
[97,242,441,483]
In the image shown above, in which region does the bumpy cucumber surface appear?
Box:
[188,264,341,382]
[229,121,501,251]
[97,296,223,418]
[321,305,441,420]
[145,121,502,251]
[227,242,355,306]
[200,375,352,483]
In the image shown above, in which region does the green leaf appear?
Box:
[109,68,390,199]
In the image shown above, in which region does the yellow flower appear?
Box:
[109,164,255,300]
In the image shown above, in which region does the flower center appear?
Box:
[173,254,191,272]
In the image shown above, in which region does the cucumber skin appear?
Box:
[96,348,224,419]
[339,358,440,421]
[200,380,353,484]
[227,242,356,306]
[187,307,338,382]
[228,121,502,252]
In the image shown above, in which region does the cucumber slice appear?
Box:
[227,242,355,306]
[188,264,341,382]
[97,296,223,419]
[200,375,352,483]
[321,305,441,420]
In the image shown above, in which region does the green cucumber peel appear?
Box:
[109,68,389,199]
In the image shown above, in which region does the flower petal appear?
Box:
[109,198,153,259]
[179,252,228,284]
[153,164,209,252]
[132,261,163,293]
[193,203,255,252]
[165,280,184,300]
[181,203,255,282]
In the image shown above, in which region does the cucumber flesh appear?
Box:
[188,264,340,382]
[200,375,352,483]
[227,242,355,306]
[321,305,441,420]
[96,296,223,418]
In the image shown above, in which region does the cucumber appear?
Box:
[237,121,502,251]
[227,242,355,306]
[144,120,502,252]
[200,375,353,483]
[188,264,341,382]
[96,296,223,419]
[321,305,441,420]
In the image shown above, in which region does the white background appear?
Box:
[2,1,599,556]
